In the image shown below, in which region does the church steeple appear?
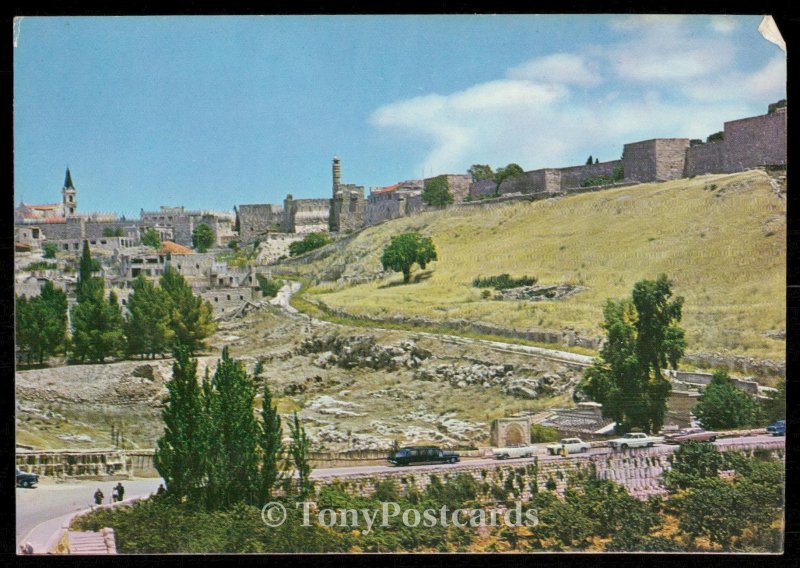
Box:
[64,167,74,189]
[61,167,77,216]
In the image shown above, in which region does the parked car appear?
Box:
[663,428,720,444]
[767,420,786,436]
[16,468,39,488]
[492,443,537,459]
[546,438,591,456]
[608,432,664,450]
[388,446,460,466]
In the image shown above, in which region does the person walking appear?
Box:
[93,488,104,506]
[114,482,125,502]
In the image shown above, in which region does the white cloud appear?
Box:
[709,16,739,34]
[506,53,601,87]
[369,17,785,176]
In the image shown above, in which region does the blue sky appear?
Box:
[14,15,785,217]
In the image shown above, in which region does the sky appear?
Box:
[13,15,786,218]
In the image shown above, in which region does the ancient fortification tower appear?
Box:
[61,167,77,217]
[329,156,365,232]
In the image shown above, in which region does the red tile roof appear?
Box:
[159,240,193,254]
[372,182,403,195]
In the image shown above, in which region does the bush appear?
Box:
[530,424,559,443]
[25,260,58,272]
[472,273,537,290]
[42,242,59,258]
[256,274,282,298]
[580,175,614,188]
[289,232,330,257]
[103,227,124,237]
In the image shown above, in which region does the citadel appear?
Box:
[15,103,786,319]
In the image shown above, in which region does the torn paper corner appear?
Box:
[758,16,786,53]
[13,17,23,48]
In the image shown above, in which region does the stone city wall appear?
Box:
[723,109,787,172]
[239,204,282,242]
[558,160,622,190]
[684,141,726,177]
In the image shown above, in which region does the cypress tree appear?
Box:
[125,274,173,359]
[154,343,207,501]
[160,266,216,355]
[257,365,283,500]
[287,411,314,499]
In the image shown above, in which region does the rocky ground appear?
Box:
[16,301,583,452]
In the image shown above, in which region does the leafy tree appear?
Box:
[257,369,284,500]
[42,241,59,259]
[287,411,314,499]
[706,131,724,143]
[760,378,785,424]
[422,176,453,207]
[288,232,331,256]
[160,267,216,355]
[693,369,760,430]
[256,274,282,298]
[142,228,162,248]
[192,223,216,252]
[154,343,207,501]
[15,282,68,365]
[125,275,174,359]
[204,347,260,509]
[468,164,494,182]
[70,242,125,363]
[380,232,438,283]
[71,290,125,363]
[103,227,124,237]
[663,441,724,491]
[768,99,787,114]
[530,424,559,443]
[581,274,685,433]
[493,163,524,189]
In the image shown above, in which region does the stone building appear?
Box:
[238,204,283,242]
[329,156,366,232]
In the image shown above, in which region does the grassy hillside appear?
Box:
[292,171,785,361]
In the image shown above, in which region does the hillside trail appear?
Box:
[274,281,595,368]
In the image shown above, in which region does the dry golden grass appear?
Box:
[299,171,785,360]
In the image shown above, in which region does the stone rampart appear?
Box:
[558,160,622,190]
[723,109,787,172]
[684,141,726,177]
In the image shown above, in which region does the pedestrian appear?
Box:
[115,482,125,502]
[156,484,166,496]
[94,488,104,506]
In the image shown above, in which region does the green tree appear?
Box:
[42,241,59,259]
[493,163,524,189]
[287,412,314,499]
[71,242,125,363]
[663,441,724,491]
[125,274,174,359]
[422,176,453,207]
[142,228,162,248]
[693,369,760,430]
[15,281,69,365]
[205,347,260,509]
[380,232,438,283]
[256,274,282,298]
[233,206,240,233]
[154,343,207,501]
[192,223,216,252]
[160,267,216,355]
[288,232,331,256]
[103,227,124,237]
[586,155,593,165]
[257,365,284,500]
[768,99,787,114]
[468,164,494,182]
[581,274,686,433]
[760,378,785,424]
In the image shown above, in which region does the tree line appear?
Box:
[154,346,313,509]
[15,241,217,365]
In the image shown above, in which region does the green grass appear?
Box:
[288,171,785,361]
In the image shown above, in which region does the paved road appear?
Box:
[310,434,782,478]
[16,477,163,552]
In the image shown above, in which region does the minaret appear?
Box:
[332,156,341,197]
[62,167,77,216]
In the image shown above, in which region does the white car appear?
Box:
[546,438,591,456]
[607,432,663,450]
[492,443,537,459]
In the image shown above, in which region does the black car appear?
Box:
[16,468,39,488]
[388,446,459,466]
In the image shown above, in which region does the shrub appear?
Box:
[256,274,282,298]
[530,424,559,443]
[580,175,614,188]
[42,242,59,258]
[289,232,330,257]
[472,273,537,290]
